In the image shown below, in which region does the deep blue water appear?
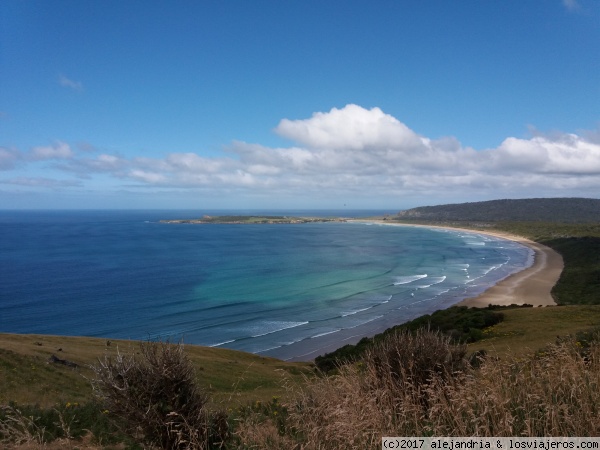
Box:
[0,210,533,360]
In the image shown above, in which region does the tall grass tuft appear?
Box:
[427,336,600,436]
[0,404,46,448]
[236,329,600,449]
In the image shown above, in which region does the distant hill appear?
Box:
[396,198,600,223]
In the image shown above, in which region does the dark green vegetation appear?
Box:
[540,236,600,304]
[396,197,600,222]
[392,197,600,305]
[315,305,507,372]
[483,224,600,305]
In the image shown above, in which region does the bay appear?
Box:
[0,210,533,360]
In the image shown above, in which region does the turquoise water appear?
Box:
[0,210,533,360]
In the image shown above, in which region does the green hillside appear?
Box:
[396,197,600,222]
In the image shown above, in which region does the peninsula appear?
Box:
[161,215,348,224]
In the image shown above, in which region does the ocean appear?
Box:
[0,210,533,360]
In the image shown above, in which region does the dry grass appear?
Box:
[0,405,46,448]
[427,340,600,436]
[236,329,600,449]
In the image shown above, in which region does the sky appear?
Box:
[1,0,599,210]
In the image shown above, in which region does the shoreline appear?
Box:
[358,221,563,308]
[456,231,563,307]
[282,221,564,362]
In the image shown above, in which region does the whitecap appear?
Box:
[483,265,501,275]
[209,339,236,347]
[250,320,309,338]
[415,276,446,288]
[393,274,427,285]
[341,306,372,317]
[256,344,283,353]
[311,329,341,338]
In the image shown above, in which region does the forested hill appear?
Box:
[396,198,600,223]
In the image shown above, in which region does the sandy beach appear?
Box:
[455,230,563,307]
[363,221,564,308]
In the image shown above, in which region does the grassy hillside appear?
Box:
[0,333,312,409]
[3,306,600,407]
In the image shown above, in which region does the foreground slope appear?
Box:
[0,333,312,408]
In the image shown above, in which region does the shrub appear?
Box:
[365,328,468,398]
[90,339,227,449]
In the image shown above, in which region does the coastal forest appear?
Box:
[2,198,600,448]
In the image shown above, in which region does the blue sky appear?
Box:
[1,0,599,210]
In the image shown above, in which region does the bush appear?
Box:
[366,328,468,396]
[90,340,227,449]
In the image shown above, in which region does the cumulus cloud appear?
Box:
[276,104,425,151]
[5,105,600,202]
[488,134,600,174]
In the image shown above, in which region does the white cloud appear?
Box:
[58,74,83,92]
[275,104,425,151]
[29,142,74,161]
[128,169,168,184]
[5,105,600,203]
